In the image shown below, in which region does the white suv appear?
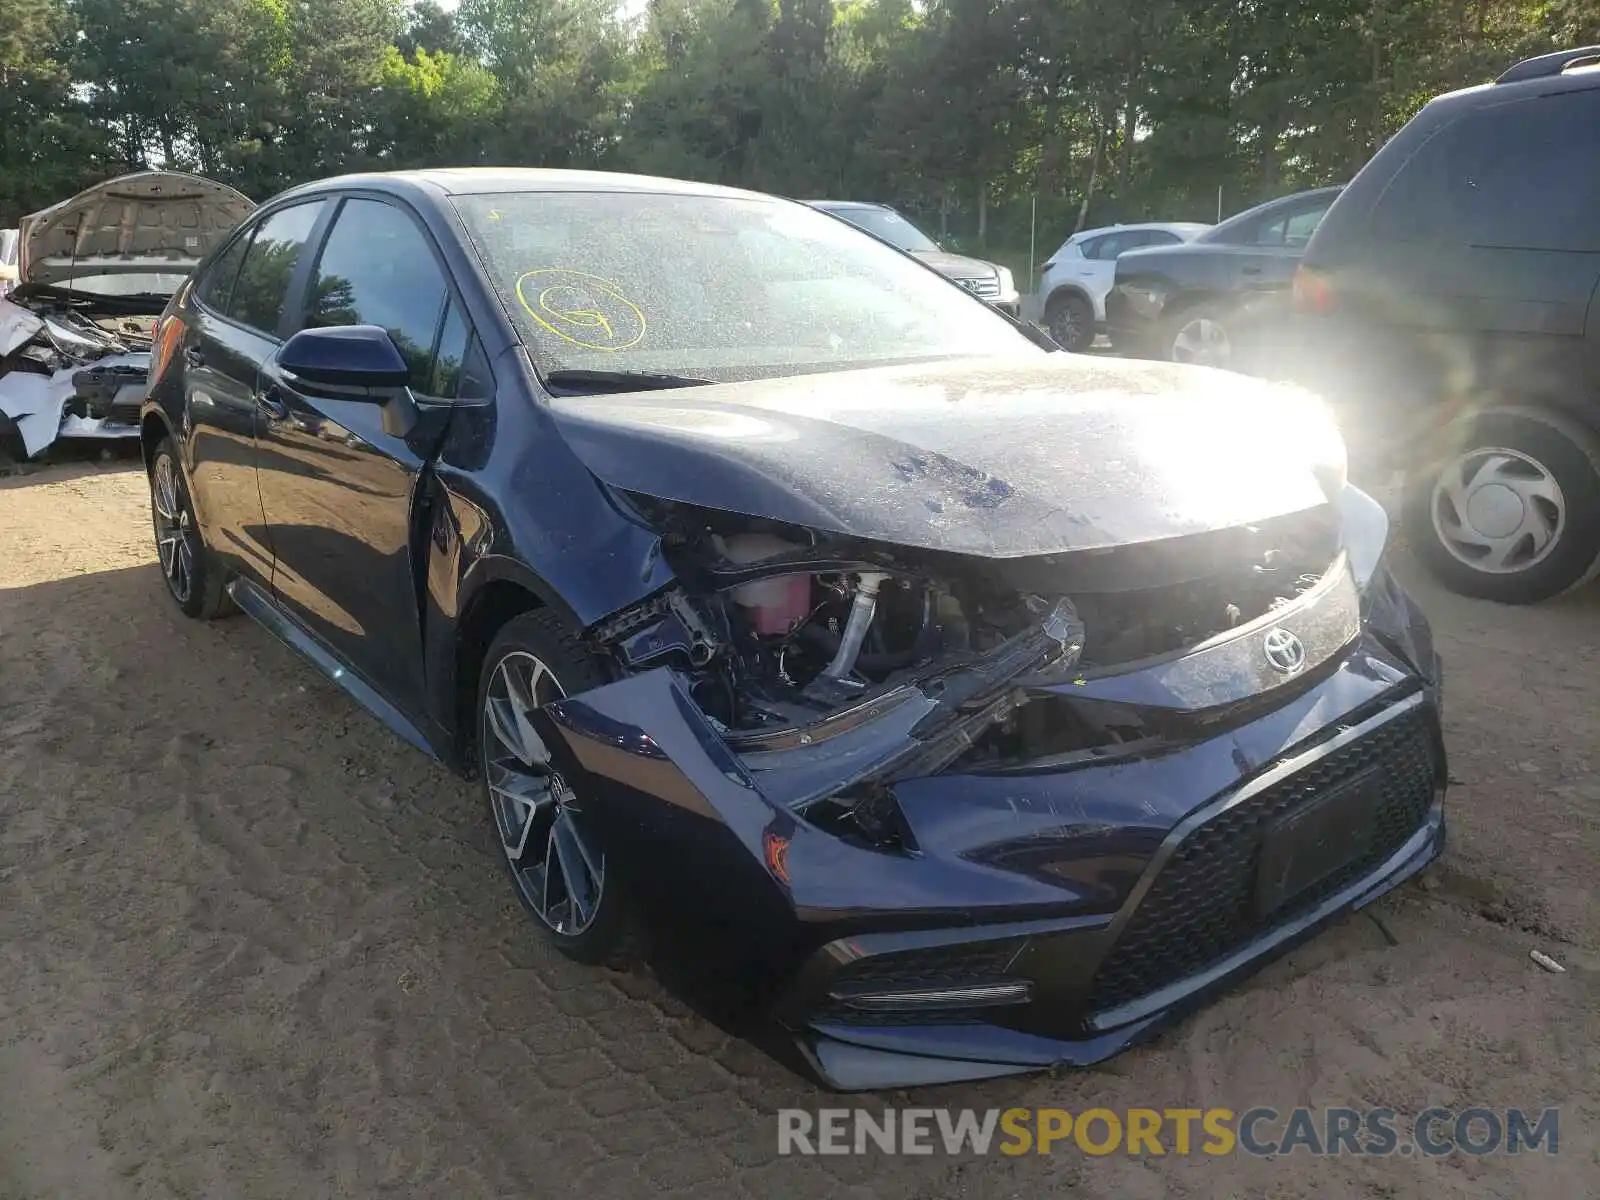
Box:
[1036,222,1209,351]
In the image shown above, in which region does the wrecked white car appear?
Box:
[0,171,253,461]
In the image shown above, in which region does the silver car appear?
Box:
[806,201,1021,317]
[1037,222,1209,351]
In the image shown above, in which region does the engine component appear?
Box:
[69,362,147,420]
[718,533,811,635]
[667,591,721,665]
[823,572,888,680]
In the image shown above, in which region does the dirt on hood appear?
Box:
[547,355,1344,557]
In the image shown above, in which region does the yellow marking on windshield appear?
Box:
[515,268,646,352]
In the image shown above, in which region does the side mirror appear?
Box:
[279,324,410,390]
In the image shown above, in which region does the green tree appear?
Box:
[400,0,467,57]
[0,0,102,222]
[458,0,633,165]
[0,0,1588,270]
[623,0,774,183]
[370,44,500,167]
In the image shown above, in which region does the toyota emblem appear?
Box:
[1263,628,1307,675]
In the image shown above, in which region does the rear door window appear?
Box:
[301,198,450,391]
[1372,90,1600,252]
[1084,232,1141,261]
[1250,201,1332,248]
[225,202,325,335]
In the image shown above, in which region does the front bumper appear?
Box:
[540,568,1446,1089]
[789,689,1444,1088]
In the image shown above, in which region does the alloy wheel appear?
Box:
[1430,446,1565,575]
[151,454,195,604]
[482,650,605,936]
[1050,307,1082,351]
[1171,316,1231,367]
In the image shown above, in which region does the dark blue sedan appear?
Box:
[140,169,1446,1090]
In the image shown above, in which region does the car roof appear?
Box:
[1070,222,1211,241]
[1197,186,1344,241]
[805,200,892,212]
[1403,46,1600,122]
[271,167,778,207]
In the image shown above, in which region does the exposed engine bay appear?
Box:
[584,496,1343,845]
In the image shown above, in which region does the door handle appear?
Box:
[183,346,205,368]
[255,384,289,420]
[1241,265,1263,276]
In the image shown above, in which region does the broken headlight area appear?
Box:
[42,308,156,358]
[587,497,1345,848]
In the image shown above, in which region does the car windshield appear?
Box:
[825,206,940,254]
[454,190,1024,382]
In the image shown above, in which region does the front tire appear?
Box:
[149,438,233,619]
[477,609,629,964]
[1402,410,1600,603]
[1045,292,1095,353]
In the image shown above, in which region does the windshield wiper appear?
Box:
[542,369,716,396]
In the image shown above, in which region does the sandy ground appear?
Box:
[1,459,1596,1199]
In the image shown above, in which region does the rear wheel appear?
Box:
[1403,410,1600,603]
[149,438,233,619]
[1045,292,1095,352]
[477,610,630,964]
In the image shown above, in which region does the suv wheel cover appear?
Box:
[1430,445,1565,574]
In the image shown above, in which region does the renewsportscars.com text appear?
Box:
[777,1106,1559,1157]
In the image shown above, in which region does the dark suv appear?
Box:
[1294,46,1600,603]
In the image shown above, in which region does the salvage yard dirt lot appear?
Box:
[1,460,1596,1199]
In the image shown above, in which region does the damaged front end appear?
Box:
[582,497,1095,832]
[0,295,154,459]
[524,484,1443,1087]
[548,491,1347,847]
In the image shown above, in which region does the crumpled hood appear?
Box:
[910,249,999,280]
[18,171,255,287]
[547,355,1345,558]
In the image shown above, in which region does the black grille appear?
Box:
[1089,705,1438,1014]
[831,938,1022,991]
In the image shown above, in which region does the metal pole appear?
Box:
[1029,195,1037,274]
[1217,184,1223,222]
[1028,195,1039,323]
